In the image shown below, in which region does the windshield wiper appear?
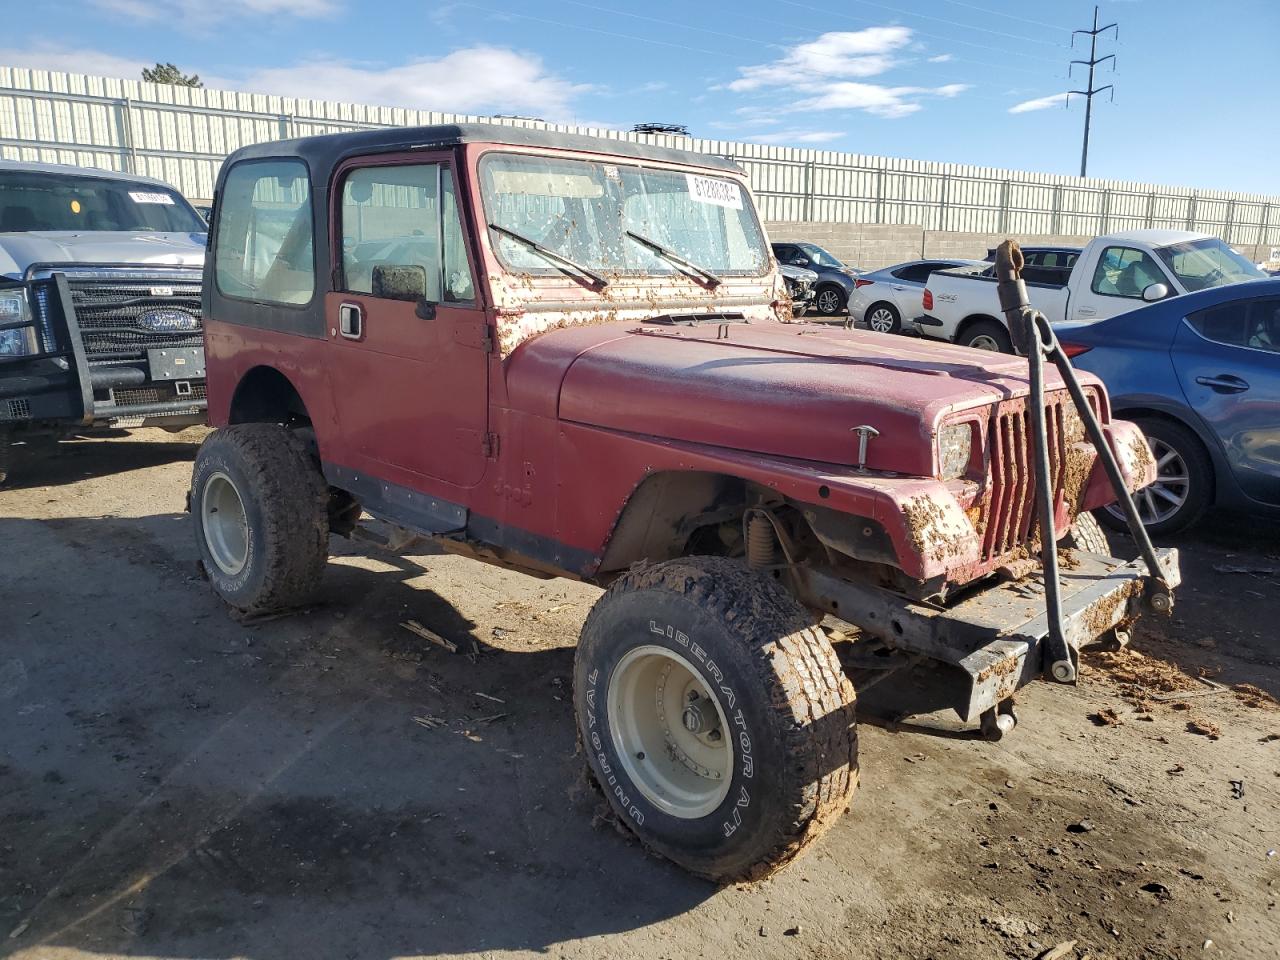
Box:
[625,231,722,288]
[488,223,608,289]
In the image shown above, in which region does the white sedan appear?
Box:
[849,258,982,334]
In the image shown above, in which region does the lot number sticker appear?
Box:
[686,174,743,210]
[129,191,175,205]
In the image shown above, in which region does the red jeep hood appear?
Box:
[517,321,1062,474]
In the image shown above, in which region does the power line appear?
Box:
[776,0,1054,61]
[1068,4,1117,177]
[554,0,1053,77]
[936,0,1074,33]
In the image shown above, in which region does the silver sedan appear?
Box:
[848,258,982,334]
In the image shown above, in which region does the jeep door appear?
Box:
[326,156,488,489]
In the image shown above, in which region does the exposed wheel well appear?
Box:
[229,366,311,426]
[955,314,1002,342]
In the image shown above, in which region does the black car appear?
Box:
[771,241,860,316]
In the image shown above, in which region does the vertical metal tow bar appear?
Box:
[994,241,1173,684]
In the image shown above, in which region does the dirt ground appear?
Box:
[2,429,1278,960]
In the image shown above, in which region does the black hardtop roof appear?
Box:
[225,122,742,177]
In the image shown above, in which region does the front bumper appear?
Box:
[799,544,1181,722]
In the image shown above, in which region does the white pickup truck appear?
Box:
[915,228,1269,352]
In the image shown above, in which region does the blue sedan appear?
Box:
[1056,278,1280,534]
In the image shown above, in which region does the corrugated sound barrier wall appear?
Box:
[1,66,1277,257]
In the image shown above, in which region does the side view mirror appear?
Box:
[1142,282,1169,302]
[372,264,436,319]
[789,257,808,267]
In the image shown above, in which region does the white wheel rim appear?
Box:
[969,334,1001,351]
[201,471,249,576]
[607,645,734,819]
[868,307,895,332]
[817,289,841,313]
[1106,437,1190,526]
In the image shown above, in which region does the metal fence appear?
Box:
[2,66,1278,250]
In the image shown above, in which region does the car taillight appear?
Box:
[854,278,874,288]
[1060,342,1092,358]
[922,288,934,311]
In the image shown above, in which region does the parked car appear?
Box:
[779,262,818,316]
[919,230,1269,352]
[191,122,1170,882]
[849,258,980,334]
[770,241,860,316]
[1055,278,1280,534]
[0,160,208,481]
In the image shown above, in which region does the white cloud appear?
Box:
[91,0,339,24]
[927,54,953,63]
[242,47,592,120]
[794,81,969,119]
[0,44,150,80]
[728,27,912,92]
[1009,92,1070,114]
[745,130,844,145]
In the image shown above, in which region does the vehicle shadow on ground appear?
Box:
[1105,509,1280,700]
[2,436,200,489]
[2,514,715,960]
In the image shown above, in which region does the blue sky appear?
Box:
[7,0,1278,195]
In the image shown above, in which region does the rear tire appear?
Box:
[191,424,329,616]
[864,301,901,334]
[1097,417,1212,536]
[814,284,848,316]
[574,557,858,883]
[959,319,1013,353]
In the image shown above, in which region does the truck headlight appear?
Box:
[0,290,38,359]
[938,422,973,480]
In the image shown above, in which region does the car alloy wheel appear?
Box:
[1105,436,1190,527]
[968,334,1002,351]
[201,470,250,576]
[816,288,843,314]
[867,306,897,333]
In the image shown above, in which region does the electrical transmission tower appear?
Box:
[1068,5,1117,178]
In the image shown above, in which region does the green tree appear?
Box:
[141,63,202,87]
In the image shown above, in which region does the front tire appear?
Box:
[814,284,848,317]
[1063,511,1111,555]
[191,424,329,616]
[864,301,901,334]
[1098,417,1212,536]
[574,557,858,883]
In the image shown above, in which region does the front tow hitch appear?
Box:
[995,240,1173,684]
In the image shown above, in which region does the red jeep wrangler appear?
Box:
[193,124,1177,882]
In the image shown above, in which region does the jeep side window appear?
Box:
[214,159,315,306]
[339,163,474,304]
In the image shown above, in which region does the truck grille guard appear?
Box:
[994,240,1173,684]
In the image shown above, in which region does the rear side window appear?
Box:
[1189,298,1280,352]
[214,160,315,307]
[1090,246,1166,299]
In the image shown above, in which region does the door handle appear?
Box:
[891,285,906,291]
[338,303,363,340]
[1195,374,1249,393]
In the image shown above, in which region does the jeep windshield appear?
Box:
[479,153,768,281]
[0,170,205,234]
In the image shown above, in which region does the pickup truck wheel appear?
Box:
[574,556,858,883]
[191,424,329,616]
[814,285,848,316]
[960,320,1013,353]
[864,302,901,334]
[1098,418,1212,536]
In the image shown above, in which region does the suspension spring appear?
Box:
[746,512,778,570]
